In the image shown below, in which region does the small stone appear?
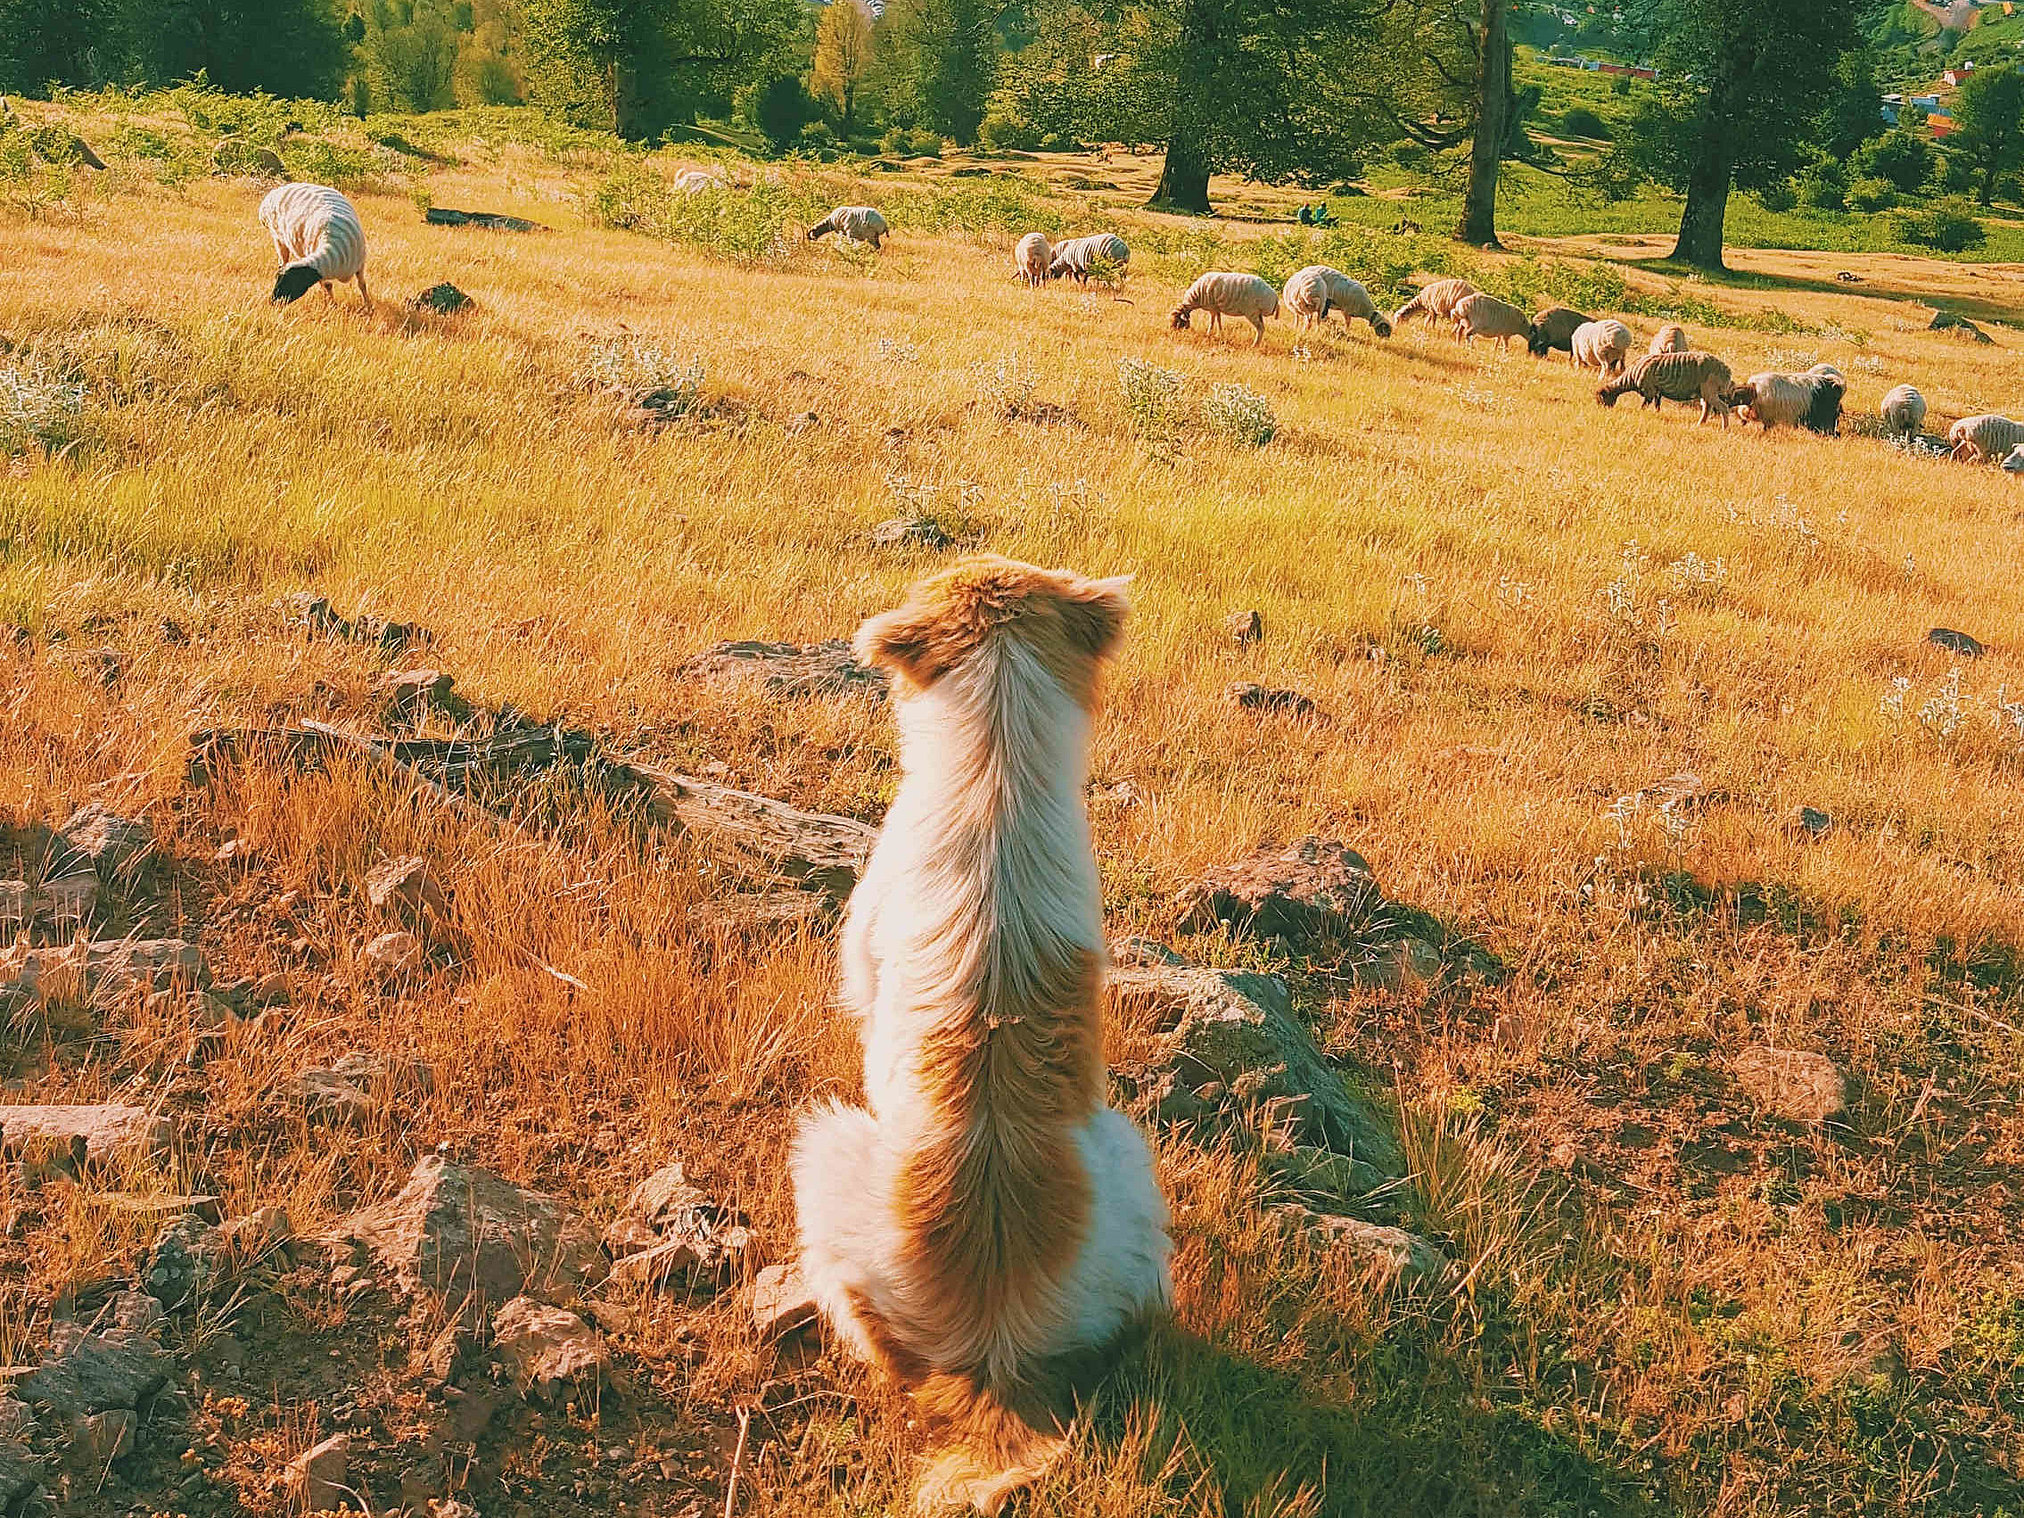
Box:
[419,1322,472,1387]
[363,930,423,974]
[602,1217,661,1260]
[1281,1207,1453,1285]
[0,1105,172,1170]
[54,803,152,880]
[0,881,27,930]
[1355,937,1444,990]
[34,873,97,924]
[1927,627,1984,659]
[70,1407,136,1467]
[287,1432,349,1513]
[749,1263,819,1341]
[682,640,886,700]
[1110,936,1186,969]
[1175,836,1381,943]
[868,515,955,551]
[491,1298,607,1400]
[381,667,453,715]
[1225,681,1317,717]
[1733,1047,1849,1123]
[218,1205,292,1263]
[1792,806,1833,839]
[365,856,448,924]
[14,1320,168,1418]
[145,1215,226,1309]
[294,1069,375,1126]
[1224,609,1263,646]
[622,1162,707,1228]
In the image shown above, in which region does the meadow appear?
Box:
[2,90,2023,1518]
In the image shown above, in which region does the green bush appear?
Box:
[1796,164,1846,212]
[977,109,1041,152]
[1753,179,1797,213]
[1559,106,1611,140]
[1846,176,1898,213]
[798,120,840,152]
[1892,202,1987,252]
[1853,128,1934,194]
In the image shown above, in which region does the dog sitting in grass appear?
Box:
[792,556,1173,1513]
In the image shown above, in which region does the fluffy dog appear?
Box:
[792,557,1172,1513]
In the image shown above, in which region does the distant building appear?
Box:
[1942,64,1976,86]
[1911,93,1942,109]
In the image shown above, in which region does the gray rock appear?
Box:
[1927,627,1984,659]
[1225,681,1317,717]
[68,1407,135,1468]
[144,1215,226,1310]
[491,1298,606,1400]
[293,1068,376,1126]
[749,1263,819,1341]
[382,666,454,717]
[1280,1207,1452,1285]
[1353,937,1444,991]
[412,281,475,313]
[0,1105,172,1170]
[1793,806,1833,839]
[15,1321,168,1418]
[1733,1047,1848,1123]
[287,1432,350,1512]
[32,873,97,925]
[867,515,954,551]
[606,1162,751,1290]
[0,1434,40,1510]
[363,930,423,973]
[1110,962,1404,1174]
[366,855,447,920]
[683,640,886,700]
[1928,310,1993,343]
[1175,836,1381,943]
[54,803,152,880]
[337,1155,604,1299]
[217,1205,292,1265]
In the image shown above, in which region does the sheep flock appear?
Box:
[263,180,2011,469]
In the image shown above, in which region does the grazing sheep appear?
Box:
[1452,292,1531,350]
[1733,371,1846,435]
[671,167,729,194]
[260,182,368,307]
[1648,323,1689,355]
[1527,305,1592,358]
[1569,319,1634,377]
[1013,231,1053,287]
[2004,445,2024,474]
[1280,266,1392,337]
[1391,277,1476,331]
[1171,272,1279,344]
[1048,232,1130,285]
[808,205,888,249]
[1948,413,2024,463]
[1597,351,1739,426]
[1805,362,1845,383]
[1879,384,1927,438]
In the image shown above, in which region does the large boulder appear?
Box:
[491,1298,606,1401]
[14,1315,169,1419]
[1176,837,1380,942]
[336,1156,604,1300]
[1109,962,1403,1175]
[0,1104,173,1169]
[682,640,886,700]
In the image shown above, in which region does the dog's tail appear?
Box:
[911,1363,1077,1514]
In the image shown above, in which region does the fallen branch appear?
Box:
[426,207,544,232]
[618,763,877,897]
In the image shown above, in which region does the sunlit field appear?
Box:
[3,92,2023,1518]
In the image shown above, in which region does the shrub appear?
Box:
[0,364,92,457]
[574,334,705,410]
[1854,128,1934,194]
[1202,383,1276,448]
[1796,163,1846,211]
[1893,202,1986,252]
[750,75,817,153]
[1846,176,1898,213]
[1753,179,1797,213]
[1116,358,1185,455]
[798,121,840,152]
[977,109,1041,153]
[1559,106,1611,140]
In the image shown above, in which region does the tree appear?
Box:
[1620,0,1860,271]
[1948,63,2024,207]
[522,0,656,134]
[875,0,997,142]
[1813,47,1883,161]
[361,0,462,112]
[812,0,873,130]
[1852,127,1932,195]
[1456,0,1512,245]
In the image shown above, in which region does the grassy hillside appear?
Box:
[3,93,2023,1518]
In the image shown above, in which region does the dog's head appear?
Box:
[855,555,1131,707]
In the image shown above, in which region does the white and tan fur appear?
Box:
[793,557,1172,1514]
[258,182,368,306]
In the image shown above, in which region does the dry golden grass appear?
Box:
[2,99,2022,1518]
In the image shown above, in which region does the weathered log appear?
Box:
[619,764,876,897]
[426,207,543,232]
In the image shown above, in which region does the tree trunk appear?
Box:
[1151,129,1212,213]
[1456,0,1509,247]
[1671,141,1732,271]
[1980,151,1998,207]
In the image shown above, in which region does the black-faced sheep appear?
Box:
[1732,370,1845,435]
[808,206,888,248]
[1171,272,1278,344]
[1280,266,1392,337]
[260,183,368,307]
[1526,305,1592,358]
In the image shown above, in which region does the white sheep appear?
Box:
[1805,362,1844,381]
[1733,370,1845,434]
[260,182,368,307]
[671,167,730,194]
[1949,413,2024,463]
[807,205,888,249]
[1013,231,1053,287]
[1391,277,1475,331]
[1569,319,1634,377]
[1452,292,1531,349]
[1280,266,1392,337]
[1171,272,1278,344]
[1049,233,1130,285]
[1648,323,1688,355]
[1879,384,1926,438]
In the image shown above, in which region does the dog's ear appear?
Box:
[1058,573,1131,663]
[854,601,950,687]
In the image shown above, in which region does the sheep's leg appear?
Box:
[1250,315,1265,345]
[356,273,370,309]
[1209,312,1222,336]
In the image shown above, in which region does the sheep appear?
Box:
[1280,265,1393,338]
[1527,305,1592,358]
[807,205,888,249]
[671,167,729,194]
[260,182,368,307]
[1048,233,1130,285]
[1732,370,1845,435]
[1879,384,1927,438]
[2004,446,2024,474]
[1013,231,1053,287]
[1452,292,1531,350]
[1806,362,1845,382]
[1569,319,1634,377]
[1948,413,2024,463]
[1391,277,1476,331]
[1170,272,1278,344]
[1596,351,1739,426]
[1648,323,1689,355]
